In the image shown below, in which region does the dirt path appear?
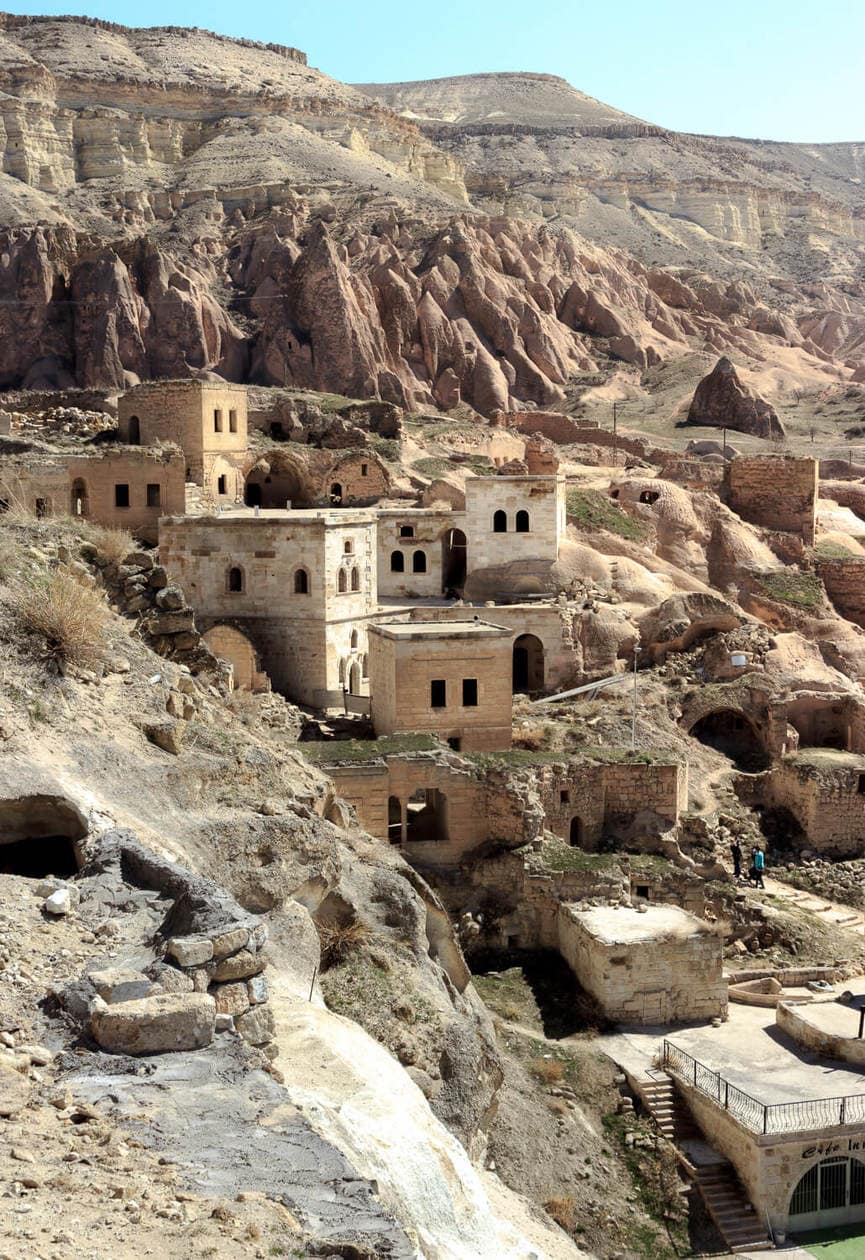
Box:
[762,873,865,939]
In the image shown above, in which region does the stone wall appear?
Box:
[724,456,818,544]
[377,508,465,599]
[160,511,377,704]
[756,757,865,858]
[464,475,565,575]
[534,759,686,849]
[323,451,390,506]
[817,558,865,628]
[508,411,600,443]
[558,905,726,1024]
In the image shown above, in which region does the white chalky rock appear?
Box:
[45,888,71,916]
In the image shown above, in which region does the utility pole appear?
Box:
[631,643,640,752]
[722,426,727,460]
[612,401,618,468]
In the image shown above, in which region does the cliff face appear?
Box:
[0,16,862,403]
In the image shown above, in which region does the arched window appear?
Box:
[350,629,358,651]
[412,550,427,574]
[362,652,369,679]
[294,568,309,595]
[338,658,346,686]
[330,482,343,505]
[344,539,354,554]
[493,509,507,533]
[515,509,530,533]
[227,566,244,593]
[338,569,347,593]
[350,566,360,592]
[390,550,405,573]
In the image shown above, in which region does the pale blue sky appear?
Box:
[8,0,865,142]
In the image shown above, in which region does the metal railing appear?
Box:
[662,1040,865,1135]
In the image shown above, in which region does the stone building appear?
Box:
[817,557,865,628]
[723,456,818,545]
[377,508,467,599]
[753,752,865,857]
[0,446,186,543]
[118,380,248,505]
[558,904,726,1024]
[367,620,513,752]
[159,508,377,705]
[464,474,566,576]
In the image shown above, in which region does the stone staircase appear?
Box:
[693,1160,774,1253]
[639,1072,773,1253]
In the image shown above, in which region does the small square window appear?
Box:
[146,483,161,508]
[635,885,650,900]
[462,678,478,707]
[560,789,570,804]
[447,737,462,751]
[229,409,237,433]
[430,679,447,709]
[399,524,414,538]
[115,484,130,508]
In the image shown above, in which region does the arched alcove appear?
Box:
[688,710,769,772]
[0,794,87,878]
[513,633,544,693]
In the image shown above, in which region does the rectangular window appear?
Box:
[560,789,570,804]
[146,483,161,508]
[217,475,227,495]
[462,678,478,707]
[214,409,223,432]
[430,679,447,709]
[361,463,368,476]
[229,409,237,433]
[114,484,130,508]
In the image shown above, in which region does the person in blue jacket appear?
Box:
[751,845,765,889]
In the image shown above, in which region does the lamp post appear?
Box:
[631,643,640,752]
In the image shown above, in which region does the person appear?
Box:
[752,845,765,889]
[731,839,743,880]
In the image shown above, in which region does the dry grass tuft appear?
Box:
[13,568,109,672]
[544,1194,576,1231]
[81,522,134,566]
[529,1056,566,1085]
[318,919,371,970]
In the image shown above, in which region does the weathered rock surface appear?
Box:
[686,356,785,439]
[90,992,216,1054]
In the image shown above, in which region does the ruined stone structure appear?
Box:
[377,507,467,599]
[752,753,865,858]
[0,446,186,542]
[559,904,726,1024]
[368,620,513,752]
[159,509,377,705]
[724,456,818,545]
[817,557,865,629]
[118,380,249,505]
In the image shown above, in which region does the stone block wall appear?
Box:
[465,475,565,574]
[322,451,390,506]
[759,759,865,857]
[118,380,248,485]
[724,456,818,544]
[558,905,726,1024]
[509,411,600,443]
[377,509,465,599]
[535,759,686,848]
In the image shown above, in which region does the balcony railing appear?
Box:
[662,1040,865,1135]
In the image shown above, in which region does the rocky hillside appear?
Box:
[0,14,861,425]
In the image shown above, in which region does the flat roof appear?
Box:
[468,474,563,484]
[161,508,376,526]
[573,904,708,945]
[369,619,512,641]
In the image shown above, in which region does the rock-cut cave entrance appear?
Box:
[688,710,769,772]
[0,794,87,879]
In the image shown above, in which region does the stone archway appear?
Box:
[688,709,769,772]
[569,816,583,847]
[513,633,544,693]
[0,794,87,878]
[244,452,312,509]
[203,625,268,693]
[789,1155,865,1232]
[441,527,467,592]
[70,478,89,519]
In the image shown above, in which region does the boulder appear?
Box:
[208,948,267,983]
[0,1060,31,1117]
[90,968,153,1004]
[686,357,784,439]
[143,719,186,755]
[167,935,214,967]
[235,1004,275,1047]
[90,993,216,1054]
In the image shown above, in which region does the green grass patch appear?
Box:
[412,454,494,478]
[815,539,860,560]
[299,733,442,765]
[603,1113,685,1258]
[566,488,649,540]
[533,838,623,874]
[756,569,824,608]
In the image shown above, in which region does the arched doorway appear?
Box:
[244,454,310,509]
[203,626,266,692]
[128,415,140,445]
[348,662,361,694]
[330,482,343,506]
[513,634,544,693]
[70,478,88,518]
[688,710,769,772]
[442,527,467,592]
[569,816,583,847]
[789,1156,865,1232]
[387,796,402,845]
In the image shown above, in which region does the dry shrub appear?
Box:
[14,568,108,672]
[0,473,38,522]
[513,723,548,751]
[544,1195,576,1231]
[81,522,134,566]
[547,1098,568,1116]
[529,1056,566,1085]
[318,919,370,970]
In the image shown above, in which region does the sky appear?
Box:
[7,0,865,143]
